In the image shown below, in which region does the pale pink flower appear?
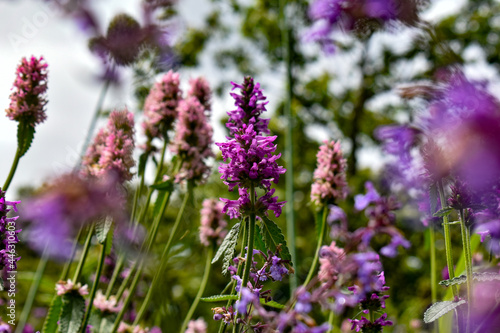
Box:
[82,109,135,182]
[142,70,182,143]
[5,56,48,126]
[318,241,346,283]
[55,279,89,296]
[185,318,207,333]
[187,77,212,113]
[311,140,348,206]
[93,290,121,313]
[170,97,214,184]
[199,198,228,246]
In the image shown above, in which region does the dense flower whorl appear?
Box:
[25,172,126,259]
[185,318,207,333]
[5,56,48,126]
[199,198,228,246]
[217,124,285,192]
[93,290,121,313]
[0,190,21,271]
[55,279,89,296]
[142,70,182,143]
[170,97,214,184]
[188,77,212,113]
[226,76,270,136]
[311,140,348,206]
[82,109,135,182]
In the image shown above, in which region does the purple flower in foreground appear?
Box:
[142,70,181,146]
[354,182,380,211]
[25,173,126,259]
[82,109,136,182]
[295,288,313,314]
[171,97,214,184]
[311,140,348,206]
[226,77,270,136]
[235,287,259,314]
[350,313,393,332]
[0,320,11,333]
[5,56,48,126]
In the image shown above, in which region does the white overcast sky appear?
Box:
[0,0,480,197]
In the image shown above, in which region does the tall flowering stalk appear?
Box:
[3,56,48,192]
[304,140,347,287]
[216,77,286,327]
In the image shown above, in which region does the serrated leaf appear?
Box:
[138,153,148,177]
[260,299,285,310]
[434,207,453,217]
[150,179,174,192]
[201,294,239,302]
[254,223,267,253]
[95,217,113,244]
[212,222,241,275]
[429,183,438,217]
[98,314,116,333]
[59,292,86,333]
[424,300,466,323]
[439,272,500,287]
[261,216,293,266]
[17,120,35,157]
[43,295,63,333]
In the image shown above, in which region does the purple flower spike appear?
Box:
[6,56,48,127]
[226,76,270,136]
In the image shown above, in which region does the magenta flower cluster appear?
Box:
[311,140,348,206]
[217,77,285,219]
[82,109,136,182]
[5,56,48,126]
[0,189,21,271]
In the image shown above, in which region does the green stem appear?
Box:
[328,310,335,333]
[429,226,439,333]
[106,255,124,298]
[459,209,472,333]
[3,148,22,192]
[179,246,214,332]
[76,79,111,168]
[279,0,297,294]
[60,227,83,281]
[72,224,95,282]
[370,310,375,323]
[438,180,458,298]
[133,187,191,324]
[239,184,256,302]
[80,238,107,333]
[15,247,49,333]
[303,206,328,287]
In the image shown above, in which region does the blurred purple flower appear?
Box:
[354,181,380,211]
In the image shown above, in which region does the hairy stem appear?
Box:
[3,148,21,192]
[72,224,95,283]
[459,209,472,333]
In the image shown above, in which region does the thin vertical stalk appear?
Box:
[76,79,111,168]
[179,245,214,333]
[303,206,328,287]
[239,184,256,299]
[438,180,458,298]
[80,238,107,333]
[459,209,472,333]
[72,224,95,282]
[279,0,297,293]
[3,148,21,192]
[60,228,83,281]
[327,310,335,333]
[429,226,439,333]
[15,247,49,333]
[133,188,191,324]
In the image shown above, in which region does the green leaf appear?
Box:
[424,300,466,323]
[434,207,453,217]
[138,152,148,177]
[212,222,241,275]
[260,299,285,310]
[95,217,113,244]
[153,191,167,218]
[254,223,267,253]
[59,292,86,333]
[439,272,500,287]
[150,179,174,192]
[43,296,63,333]
[17,120,35,157]
[201,294,238,302]
[200,295,285,310]
[104,223,114,256]
[261,216,293,265]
